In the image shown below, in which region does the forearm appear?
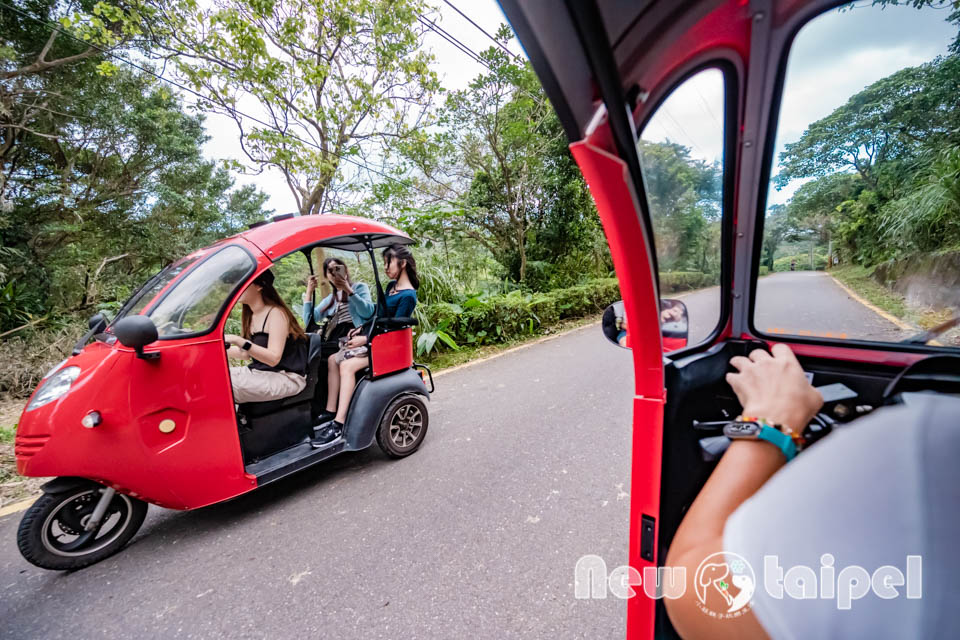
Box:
[244,342,281,367]
[668,441,784,562]
[349,285,375,319]
[664,441,783,640]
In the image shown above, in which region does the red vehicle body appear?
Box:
[16,214,432,569]
[499,1,958,638]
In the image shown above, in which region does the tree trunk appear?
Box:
[517,227,527,283]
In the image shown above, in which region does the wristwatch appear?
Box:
[723,419,798,462]
[242,340,252,351]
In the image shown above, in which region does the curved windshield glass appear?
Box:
[146,246,256,338]
[122,254,203,319]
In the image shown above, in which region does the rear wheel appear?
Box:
[376,395,429,458]
[17,484,148,571]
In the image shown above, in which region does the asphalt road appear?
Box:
[0,270,909,639]
[678,271,910,345]
[0,325,634,640]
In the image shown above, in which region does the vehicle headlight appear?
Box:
[26,366,80,411]
[42,359,68,380]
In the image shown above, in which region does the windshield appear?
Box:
[120,254,204,320]
[145,246,256,338]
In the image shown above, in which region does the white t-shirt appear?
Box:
[723,394,959,639]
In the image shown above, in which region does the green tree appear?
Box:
[775,55,960,192]
[150,0,439,216]
[761,205,789,271]
[1,65,268,324]
[401,33,600,286]
[637,140,721,273]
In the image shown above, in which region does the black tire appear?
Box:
[17,484,148,571]
[375,395,429,459]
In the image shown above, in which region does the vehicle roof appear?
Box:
[499,0,813,141]
[236,214,412,260]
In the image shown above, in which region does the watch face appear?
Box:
[725,422,761,438]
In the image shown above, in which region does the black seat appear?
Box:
[237,335,326,462]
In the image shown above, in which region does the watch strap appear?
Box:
[757,425,798,461]
[242,340,252,351]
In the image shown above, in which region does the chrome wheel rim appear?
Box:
[40,489,133,558]
[389,403,423,449]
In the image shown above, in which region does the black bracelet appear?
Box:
[242,340,252,351]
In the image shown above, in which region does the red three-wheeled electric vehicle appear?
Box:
[500,1,960,638]
[15,214,432,570]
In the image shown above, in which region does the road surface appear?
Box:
[0,270,909,639]
[679,271,910,346]
[0,326,634,639]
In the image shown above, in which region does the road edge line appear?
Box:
[0,495,36,518]
[827,273,916,331]
[432,319,601,379]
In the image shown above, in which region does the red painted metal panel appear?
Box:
[371,329,414,378]
[571,132,665,639]
[17,338,251,510]
[238,214,409,261]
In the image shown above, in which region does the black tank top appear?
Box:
[248,307,308,375]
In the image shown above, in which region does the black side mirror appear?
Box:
[113,316,160,360]
[88,313,107,333]
[601,298,690,353]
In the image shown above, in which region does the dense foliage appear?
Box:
[0,2,733,393]
[766,51,960,272]
[1,0,268,334]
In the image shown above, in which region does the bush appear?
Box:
[758,265,770,276]
[417,278,621,351]
[659,271,716,293]
[0,323,86,396]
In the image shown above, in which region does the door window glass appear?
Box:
[638,68,725,347]
[148,245,255,338]
[756,3,960,347]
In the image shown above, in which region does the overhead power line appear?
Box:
[440,0,520,60]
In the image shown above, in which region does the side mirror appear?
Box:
[88,313,107,333]
[659,298,689,353]
[601,299,689,352]
[113,316,160,360]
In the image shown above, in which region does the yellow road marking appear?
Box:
[0,496,36,518]
[827,274,944,346]
[827,274,916,331]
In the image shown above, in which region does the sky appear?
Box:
[195,0,520,214]
[192,1,957,215]
[641,2,956,209]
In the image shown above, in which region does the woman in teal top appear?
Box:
[302,257,375,341]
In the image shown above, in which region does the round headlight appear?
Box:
[26,366,80,411]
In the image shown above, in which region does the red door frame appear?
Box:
[571,121,667,635]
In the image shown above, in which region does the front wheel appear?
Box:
[376,395,429,459]
[17,484,148,571]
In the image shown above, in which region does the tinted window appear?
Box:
[756,3,960,347]
[639,68,725,347]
